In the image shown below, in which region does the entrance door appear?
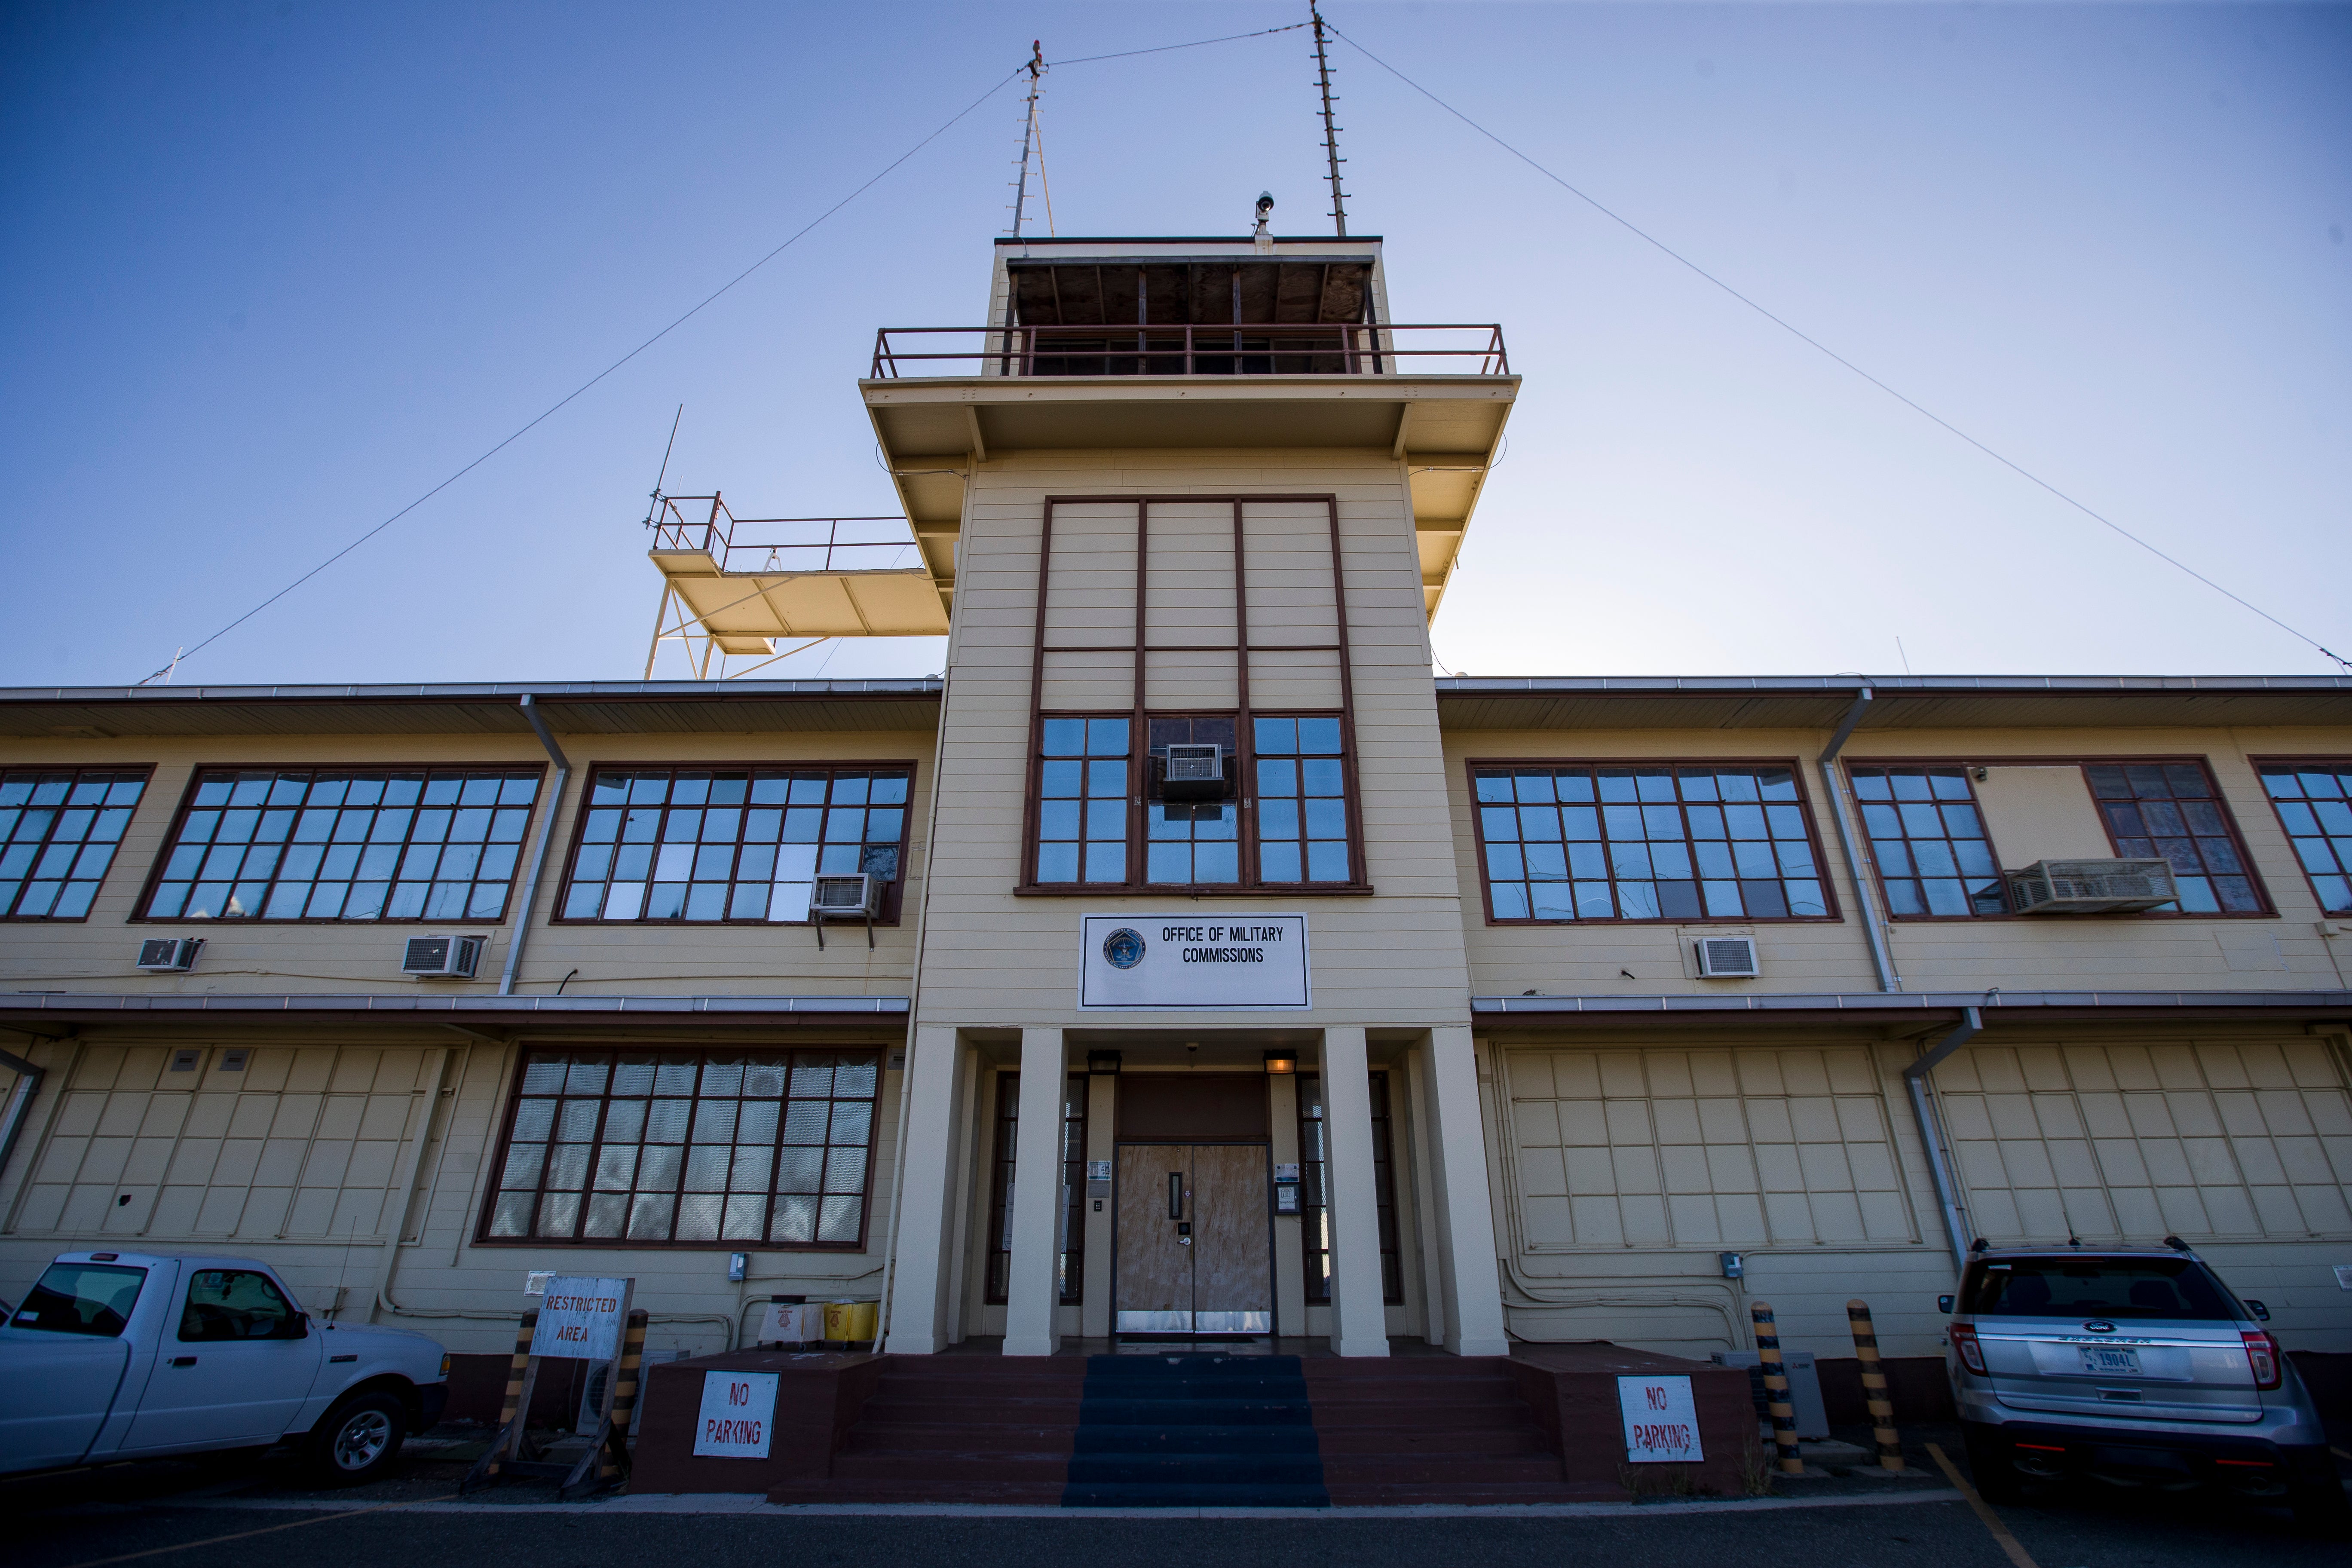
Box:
[1113,1144,1271,1335]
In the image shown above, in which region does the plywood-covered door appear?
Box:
[1190,1144,1271,1332]
[1115,1145,1194,1332]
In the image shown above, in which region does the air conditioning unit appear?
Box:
[2007,858,2176,915]
[1694,936,1760,978]
[135,937,203,974]
[1160,743,1228,802]
[810,874,881,918]
[401,934,484,979]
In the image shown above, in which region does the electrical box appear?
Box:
[1712,1349,1830,1439]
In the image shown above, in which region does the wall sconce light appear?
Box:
[1086,1050,1123,1075]
[1262,1049,1298,1075]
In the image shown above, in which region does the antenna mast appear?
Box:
[1009,41,1046,241]
[1309,3,1348,236]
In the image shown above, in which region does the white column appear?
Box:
[1080,1072,1115,1339]
[1002,1027,1066,1356]
[1421,1027,1509,1355]
[884,1025,969,1354]
[1320,1026,1390,1357]
[1268,1072,1306,1338]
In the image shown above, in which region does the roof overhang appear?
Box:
[1471,989,2352,1029]
[1436,674,2352,732]
[0,993,912,1032]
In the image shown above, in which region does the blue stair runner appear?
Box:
[1061,1354,1329,1507]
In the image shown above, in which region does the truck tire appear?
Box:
[1960,1424,2026,1504]
[307,1391,407,1486]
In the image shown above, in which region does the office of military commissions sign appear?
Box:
[1078,914,1310,1010]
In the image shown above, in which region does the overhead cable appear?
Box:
[1327,22,2349,672]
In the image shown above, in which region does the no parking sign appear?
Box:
[1617,1374,1703,1463]
[694,1371,779,1458]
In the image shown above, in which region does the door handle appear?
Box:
[171,1356,197,1367]
[1168,1173,1183,1219]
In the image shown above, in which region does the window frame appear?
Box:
[474,1044,885,1253]
[130,762,546,926]
[1297,1070,1403,1305]
[2249,755,2352,916]
[1842,754,2275,920]
[1015,494,1374,898]
[1844,761,2012,922]
[980,1070,1089,1306]
[1464,756,1842,926]
[0,765,153,923]
[548,760,919,927]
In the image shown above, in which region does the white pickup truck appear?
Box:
[1,1250,450,1484]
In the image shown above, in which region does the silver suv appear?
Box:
[1944,1241,2344,1529]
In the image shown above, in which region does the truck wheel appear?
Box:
[308,1391,407,1486]
[1961,1424,2025,1504]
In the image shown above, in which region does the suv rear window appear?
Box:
[9,1262,148,1335]
[1962,1256,2238,1320]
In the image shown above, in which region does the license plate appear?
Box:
[2079,1346,2141,1376]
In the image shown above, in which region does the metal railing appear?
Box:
[868,322,1509,379]
[646,496,921,573]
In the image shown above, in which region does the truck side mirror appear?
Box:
[2245,1299,2269,1323]
[287,1311,312,1339]
[1937,1294,1955,1314]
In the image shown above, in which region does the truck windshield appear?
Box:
[1962,1256,2238,1321]
[10,1263,148,1336]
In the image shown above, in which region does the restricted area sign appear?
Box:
[694,1370,779,1458]
[528,1275,632,1362]
[1617,1374,1704,1463]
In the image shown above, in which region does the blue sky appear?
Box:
[2,2,2346,687]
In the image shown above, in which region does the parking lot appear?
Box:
[9,1420,2346,1568]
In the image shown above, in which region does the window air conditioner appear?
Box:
[401,934,484,979]
[810,874,882,918]
[136,937,204,974]
[2006,858,2177,915]
[1160,743,1228,802]
[1694,936,1760,978]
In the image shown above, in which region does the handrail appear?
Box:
[868,322,1509,379]
[644,497,920,574]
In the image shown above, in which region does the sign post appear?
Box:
[462,1275,643,1498]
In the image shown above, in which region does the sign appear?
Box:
[529,1275,632,1362]
[1086,1160,1113,1182]
[1078,913,1310,1011]
[694,1370,778,1458]
[1618,1374,1703,1463]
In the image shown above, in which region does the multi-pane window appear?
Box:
[0,769,146,920]
[1256,716,1350,883]
[1297,1072,1401,1304]
[981,1073,1088,1305]
[2087,763,2262,914]
[558,766,910,923]
[1850,766,2006,917]
[2259,763,2352,914]
[1473,765,1828,922]
[142,768,539,922]
[1145,716,1240,886]
[484,1048,879,1249]
[1035,718,1129,885]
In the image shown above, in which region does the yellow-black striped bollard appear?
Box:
[1846,1299,1905,1473]
[1750,1300,1803,1476]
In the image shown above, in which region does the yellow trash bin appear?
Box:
[824,1299,879,1344]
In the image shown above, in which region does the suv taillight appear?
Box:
[1949,1322,1986,1375]
[2242,1331,2282,1391]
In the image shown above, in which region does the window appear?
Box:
[1145,715,1240,886]
[1472,764,1828,922]
[141,767,539,922]
[1849,766,2006,917]
[0,769,147,920]
[982,1073,1088,1305]
[1256,716,1351,884]
[2256,763,2352,914]
[483,1048,880,1249]
[179,1268,297,1342]
[2086,762,2263,914]
[558,765,911,923]
[1296,1072,1401,1304]
[10,1262,147,1335]
[1034,718,1129,885]
[1960,1256,2237,1321]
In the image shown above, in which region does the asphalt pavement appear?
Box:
[8,1422,2346,1568]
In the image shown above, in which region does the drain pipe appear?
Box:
[499,695,572,997]
[1817,686,1900,994]
[1905,1007,1982,1271]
